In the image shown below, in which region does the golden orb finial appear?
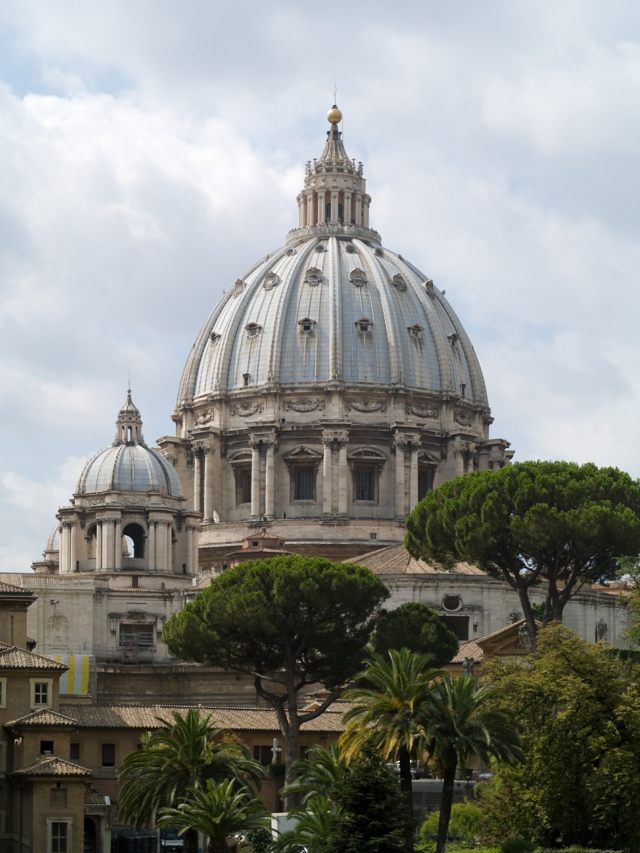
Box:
[327,104,342,125]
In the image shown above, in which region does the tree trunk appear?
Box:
[283,713,301,811]
[398,745,415,851]
[515,580,538,651]
[435,754,457,853]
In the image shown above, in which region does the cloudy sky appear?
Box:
[1,1,639,571]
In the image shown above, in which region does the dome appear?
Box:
[46,525,61,553]
[77,389,182,497]
[163,105,511,561]
[77,443,182,496]
[178,106,487,409]
[178,237,487,404]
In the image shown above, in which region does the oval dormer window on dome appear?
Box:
[350,268,367,287]
[298,318,317,335]
[392,273,407,292]
[304,267,323,286]
[263,272,280,290]
[210,331,221,343]
[355,318,373,333]
[408,324,424,340]
[245,322,262,338]
[232,279,246,298]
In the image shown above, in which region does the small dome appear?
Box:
[46,526,61,553]
[77,444,182,497]
[76,390,182,497]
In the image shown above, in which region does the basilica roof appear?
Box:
[177,106,488,409]
[76,390,182,497]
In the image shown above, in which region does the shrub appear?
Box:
[419,801,483,846]
[501,842,534,853]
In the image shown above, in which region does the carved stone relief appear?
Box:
[405,403,439,419]
[232,279,245,298]
[195,408,214,425]
[454,410,473,427]
[230,401,264,417]
[346,399,386,413]
[284,399,325,413]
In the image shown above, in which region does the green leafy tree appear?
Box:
[372,602,459,665]
[422,674,522,853]
[157,778,269,853]
[118,709,263,853]
[163,555,388,797]
[340,648,440,834]
[482,624,640,850]
[406,461,640,647]
[316,751,412,853]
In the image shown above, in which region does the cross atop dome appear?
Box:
[114,388,145,446]
[292,104,377,242]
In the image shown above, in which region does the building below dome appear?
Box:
[161,104,512,566]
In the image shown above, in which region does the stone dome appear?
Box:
[178,236,487,404]
[163,105,511,564]
[77,444,182,496]
[77,390,182,497]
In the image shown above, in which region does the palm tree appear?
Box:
[421,674,522,853]
[157,777,269,853]
[118,709,263,853]
[340,649,441,806]
[282,743,345,807]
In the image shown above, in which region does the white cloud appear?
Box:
[0,1,639,568]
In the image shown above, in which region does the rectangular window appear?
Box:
[48,819,71,853]
[101,743,116,767]
[235,465,252,505]
[40,740,54,755]
[354,465,376,501]
[69,743,80,762]
[0,677,6,708]
[293,466,315,501]
[30,678,52,709]
[119,623,154,648]
[418,467,434,500]
[252,744,273,766]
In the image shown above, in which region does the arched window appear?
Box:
[123,523,145,559]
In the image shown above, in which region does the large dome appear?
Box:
[177,236,487,405]
[163,105,510,564]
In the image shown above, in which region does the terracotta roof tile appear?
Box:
[451,641,484,664]
[59,704,345,733]
[0,644,67,671]
[0,580,34,596]
[13,756,91,777]
[347,544,486,576]
[6,709,79,728]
